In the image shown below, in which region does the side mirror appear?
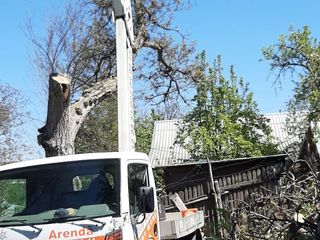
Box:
[138,186,155,213]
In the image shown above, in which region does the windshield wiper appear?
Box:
[84,217,106,226]
[0,219,42,232]
[44,215,83,222]
[44,215,105,227]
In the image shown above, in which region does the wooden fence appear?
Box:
[158,154,287,224]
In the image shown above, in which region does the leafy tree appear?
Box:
[263,26,320,140]
[27,0,196,156]
[178,52,277,161]
[75,104,162,154]
[75,94,118,153]
[0,180,26,217]
[0,84,30,164]
[241,26,320,240]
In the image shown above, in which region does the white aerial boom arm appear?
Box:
[112,0,135,152]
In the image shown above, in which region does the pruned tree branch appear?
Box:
[37,74,116,157]
[70,78,117,139]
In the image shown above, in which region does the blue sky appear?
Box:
[0,0,66,158]
[1,0,320,158]
[174,0,320,113]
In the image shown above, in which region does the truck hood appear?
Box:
[0,216,121,240]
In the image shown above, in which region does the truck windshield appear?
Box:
[0,159,120,226]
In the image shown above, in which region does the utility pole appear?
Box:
[112,0,135,152]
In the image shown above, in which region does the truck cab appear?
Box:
[0,152,159,240]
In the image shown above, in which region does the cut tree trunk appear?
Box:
[38,73,116,157]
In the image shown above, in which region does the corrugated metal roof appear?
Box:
[266,112,305,151]
[149,112,304,167]
[149,119,190,167]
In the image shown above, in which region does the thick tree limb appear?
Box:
[70,78,117,140]
[38,73,116,157]
[38,73,71,137]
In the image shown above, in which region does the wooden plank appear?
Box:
[228,176,234,209]
[201,183,205,196]
[207,182,211,195]
[242,172,247,181]
[234,174,238,206]
[261,167,266,179]
[227,176,232,186]
[218,178,223,188]
[188,186,192,201]
[252,170,257,180]
[193,185,198,199]
[222,177,229,205]
[233,191,237,208]
[257,168,261,180]
[222,177,227,187]
[238,173,244,204]
[179,190,185,202]
[197,184,202,198]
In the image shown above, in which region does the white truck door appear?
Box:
[128,163,159,240]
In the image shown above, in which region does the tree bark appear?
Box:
[38,73,116,157]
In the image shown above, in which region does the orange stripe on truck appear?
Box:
[79,236,105,240]
[139,210,159,240]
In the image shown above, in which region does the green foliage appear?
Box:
[263,26,320,124]
[75,95,118,153]
[178,52,277,160]
[0,180,26,217]
[153,167,166,191]
[75,100,162,154]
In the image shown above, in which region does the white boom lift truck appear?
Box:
[0,1,204,239]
